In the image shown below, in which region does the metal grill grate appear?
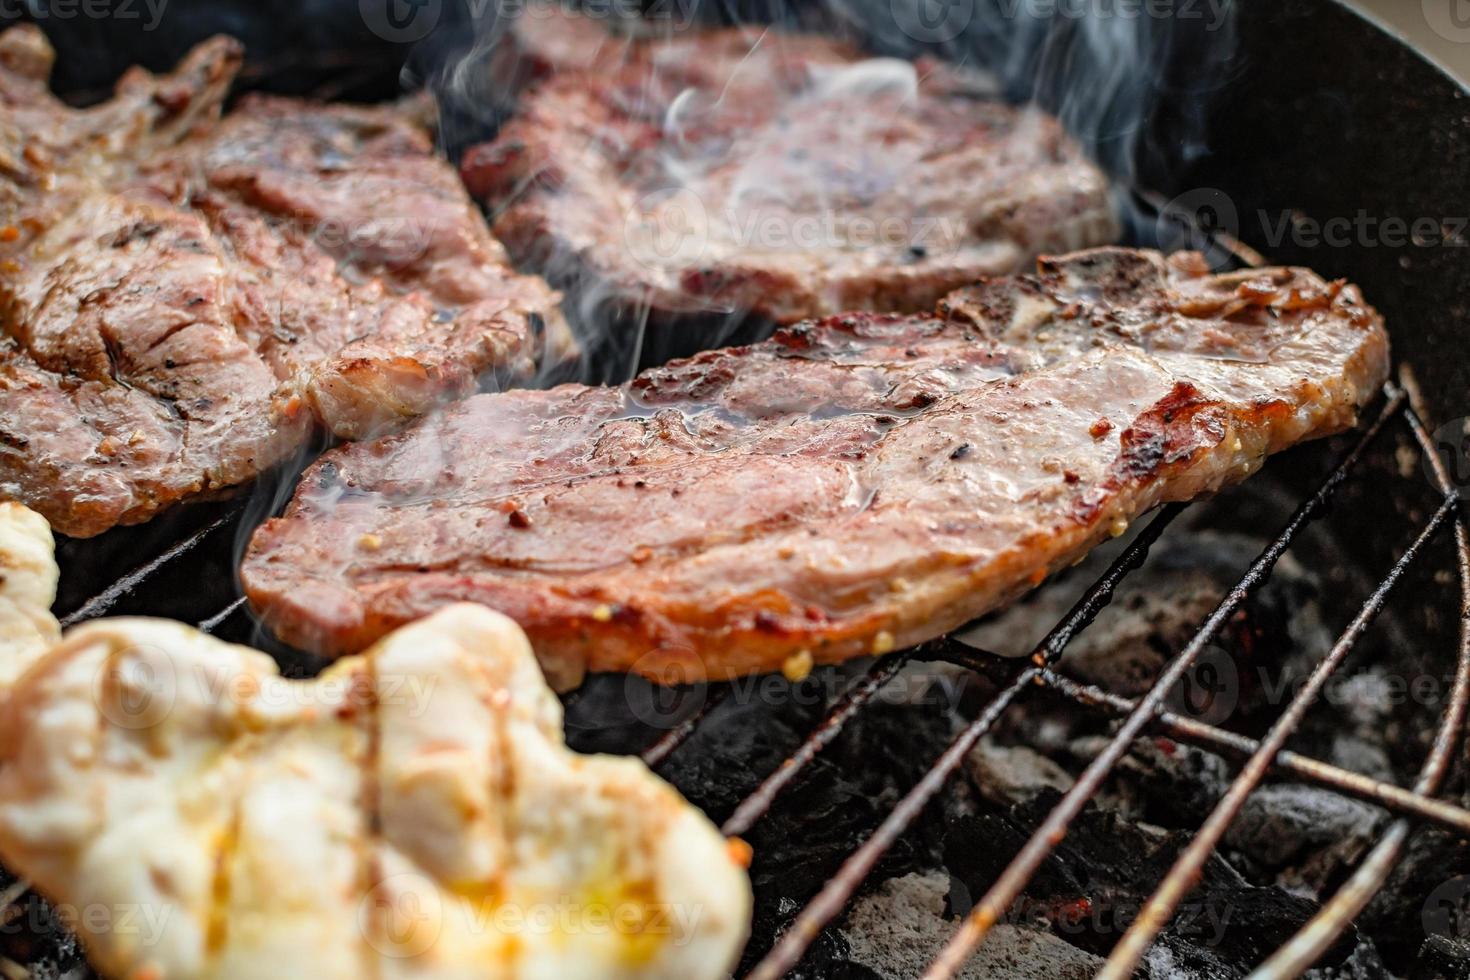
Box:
[42,372,1469,978]
[732,380,1470,979]
[22,272,1470,978]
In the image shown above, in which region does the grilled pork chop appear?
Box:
[241,248,1389,689]
[461,20,1118,324]
[0,27,568,538]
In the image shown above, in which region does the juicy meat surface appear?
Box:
[0,26,568,537]
[241,248,1390,689]
[461,20,1119,324]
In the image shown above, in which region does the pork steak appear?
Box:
[460,20,1119,324]
[241,248,1390,690]
[0,27,569,537]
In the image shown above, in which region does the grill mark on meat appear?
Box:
[241,249,1390,689]
[1117,382,1225,478]
[99,331,133,391]
[205,801,243,956]
[1071,381,1234,525]
[142,318,203,354]
[352,656,387,979]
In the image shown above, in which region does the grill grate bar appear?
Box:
[199,596,248,633]
[1094,493,1455,978]
[723,653,913,838]
[58,503,247,627]
[640,686,734,768]
[743,503,1184,980]
[748,663,1036,980]
[1036,667,1470,834]
[1246,398,1470,976]
[919,388,1404,980]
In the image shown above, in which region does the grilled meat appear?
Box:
[241,248,1390,689]
[461,20,1118,324]
[0,27,569,538]
[0,504,749,978]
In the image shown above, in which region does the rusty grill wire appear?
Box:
[33,283,1470,976]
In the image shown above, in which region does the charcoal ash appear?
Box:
[839,872,1104,979]
[959,530,1316,703]
[939,794,1366,978]
[1358,827,1470,973]
[966,739,1076,807]
[1052,734,1232,828]
[720,678,981,975]
[637,513,1427,979]
[1222,784,1387,893]
[1316,669,1399,783]
[1301,944,1398,980]
[971,732,1386,900]
[1410,935,1470,980]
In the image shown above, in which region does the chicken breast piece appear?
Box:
[0,501,59,686]
[0,510,749,980]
